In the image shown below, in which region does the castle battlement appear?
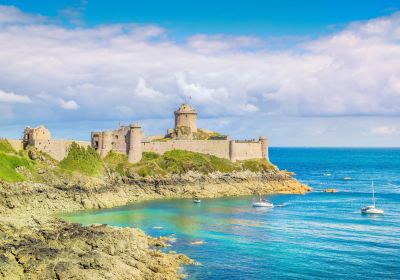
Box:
[91,103,269,163]
[15,104,268,163]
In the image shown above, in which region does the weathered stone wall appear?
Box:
[175,114,197,133]
[128,124,143,163]
[110,127,129,153]
[33,140,91,161]
[142,140,231,159]
[142,139,267,161]
[231,141,263,161]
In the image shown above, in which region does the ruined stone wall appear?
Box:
[32,140,91,161]
[111,127,129,154]
[142,140,231,159]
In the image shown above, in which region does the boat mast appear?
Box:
[372,180,376,207]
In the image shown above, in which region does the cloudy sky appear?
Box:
[0,0,400,146]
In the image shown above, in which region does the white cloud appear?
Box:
[58,98,79,110]
[0,90,31,103]
[187,34,264,53]
[0,5,44,24]
[0,5,399,134]
[371,126,398,136]
[135,78,164,98]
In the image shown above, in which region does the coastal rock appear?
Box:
[0,169,309,279]
[0,219,194,280]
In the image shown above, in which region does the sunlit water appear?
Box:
[64,148,400,279]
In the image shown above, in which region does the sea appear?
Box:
[64,148,400,279]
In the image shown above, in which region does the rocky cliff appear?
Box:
[0,149,310,279]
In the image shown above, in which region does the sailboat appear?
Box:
[252,194,274,208]
[361,180,384,214]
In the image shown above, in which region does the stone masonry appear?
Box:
[92,103,269,163]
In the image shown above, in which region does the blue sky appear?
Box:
[2,0,399,36]
[0,1,400,146]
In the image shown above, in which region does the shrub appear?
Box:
[142,151,160,160]
[59,142,103,176]
[103,151,129,176]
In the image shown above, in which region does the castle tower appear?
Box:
[100,131,112,157]
[229,140,236,162]
[174,103,197,138]
[128,123,142,163]
[23,125,51,148]
[259,136,269,160]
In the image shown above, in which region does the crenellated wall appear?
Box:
[90,104,269,163]
[142,138,267,162]
[143,140,231,159]
[229,141,263,161]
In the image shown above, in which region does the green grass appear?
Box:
[241,158,277,172]
[102,149,277,177]
[103,151,129,176]
[59,142,103,176]
[157,150,238,174]
[0,139,17,154]
[142,151,160,160]
[194,129,227,140]
[0,152,33,182]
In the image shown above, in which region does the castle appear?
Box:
[91,104,268,163]
[20,125,90,161]
[13,103,268,163]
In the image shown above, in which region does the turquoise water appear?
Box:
[64,148,400,279]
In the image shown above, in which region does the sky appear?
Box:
[0,0,400,146]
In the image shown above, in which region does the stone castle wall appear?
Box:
[9,138,90,161]
[32,140,90,161]
[142,139,267,162]
[90,104,269,163]
[142,140,231,159]
[230,141,263,161]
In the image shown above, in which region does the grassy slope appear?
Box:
[121,149,277,177]
[0,139,33,182]
[1,137,277,181]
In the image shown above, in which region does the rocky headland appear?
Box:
[0,144,310,279]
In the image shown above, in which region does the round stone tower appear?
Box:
[174,103,197,138]
[128,123,142,164]
[259,136,269,160]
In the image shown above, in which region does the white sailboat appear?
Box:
[252,195,274,208]
[361,180,384,214]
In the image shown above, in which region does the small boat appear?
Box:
[361,181,384,215]
[276,203,289,207]
[252,197,274,208]
[193,198,201,204]
[343,176,352,180]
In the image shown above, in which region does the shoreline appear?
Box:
[0,170,310,279]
